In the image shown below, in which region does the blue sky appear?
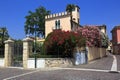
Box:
[0,0,120,40]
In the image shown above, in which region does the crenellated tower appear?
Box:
[45,5,81,37]
[71,5,80,24]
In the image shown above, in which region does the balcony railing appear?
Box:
[52,26,62,30]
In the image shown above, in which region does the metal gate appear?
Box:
[0,48,4,58]
[12,41,23,67]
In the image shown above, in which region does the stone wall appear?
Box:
[27,58,73,68]
[45,58,73,67]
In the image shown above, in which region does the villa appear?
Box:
[45,5,81,37]
[44,5,107,62]
[45,5,107,37]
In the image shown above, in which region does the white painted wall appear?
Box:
[0,58,4,67]
[27,58,45,68]
[37,58,45,68]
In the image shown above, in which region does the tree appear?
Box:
[24,6,51,37]
[101,32,109,48]
[66,4,76,28]
[0,27,9,47]
[66,4,75,13]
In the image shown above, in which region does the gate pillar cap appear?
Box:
[4,37,14,43]
[23,37,33,42]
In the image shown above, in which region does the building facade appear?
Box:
[45,5,81,37]
[98,25,106,34]
[111,26,120,54]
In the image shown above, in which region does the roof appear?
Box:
[82,25,106,29]
[111,26,120,33]
[75,5,80,9]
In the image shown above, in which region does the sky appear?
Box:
[0,0,120,40]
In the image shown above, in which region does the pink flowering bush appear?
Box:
[77,26,101,47]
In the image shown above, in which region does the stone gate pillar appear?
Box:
[23,37,33,69]
[4,38,14,67]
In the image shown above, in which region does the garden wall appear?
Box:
[27,58,73,68]
[0,58,4,67]
[88,47,106,61]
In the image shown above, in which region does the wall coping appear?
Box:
[28,58,73,60]
[0,58,4,60]
[4,38,14,43]
[23,37,33,42]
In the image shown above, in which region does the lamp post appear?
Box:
[34,25,37,68]
[33,17,38,68]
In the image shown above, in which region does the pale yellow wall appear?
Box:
[88,47,106,61]
[101,28,106,34]
[45,6,80,37]
[72,6,80,24]
[45,16,71,37]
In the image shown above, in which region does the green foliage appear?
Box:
[0,27,9,48]
[14,39,23,44]
[32,41,46,56]
[66,4,76,28]
[101,32,109,48]
[29,54,61,58]
[66,4,76,12]
[13,55,22,61]
[24,6,51,37]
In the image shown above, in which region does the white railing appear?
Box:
[52,26,62,30]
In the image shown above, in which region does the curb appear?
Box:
[109,71,119,73]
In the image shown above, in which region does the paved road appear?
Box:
[116,55,120,71]
[0,55,120,80]
[0,68,33,80]
[69,55,113,70]
[2,69,120,80]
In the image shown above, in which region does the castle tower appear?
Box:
[72,5,80,24]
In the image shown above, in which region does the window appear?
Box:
[58,20,60,29]
[55,20,57,29]
[55,20,60,29]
